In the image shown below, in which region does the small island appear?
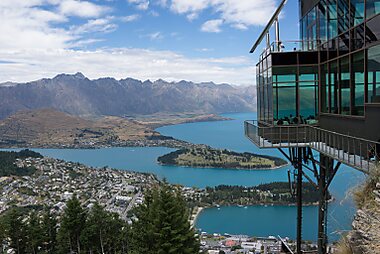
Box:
[157,147,288,169]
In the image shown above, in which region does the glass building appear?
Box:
[247,1,380,253]
[255,0,380,143]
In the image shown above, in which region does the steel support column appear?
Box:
[296,147,303,254]
[278,146,341,254]
[317,154,337,254]
[317,154,327,254]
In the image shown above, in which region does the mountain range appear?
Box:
[0,73,256,120]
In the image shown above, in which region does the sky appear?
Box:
[0,0,299,85]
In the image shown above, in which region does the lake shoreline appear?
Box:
[157,147,288,170]
[0,112,356,242]
[0,112,234,150]
[157,161,289,171]
[191,207,204,227]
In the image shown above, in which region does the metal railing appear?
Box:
[244,120,380,172]
[245,120,309,148]
[260,40,321,59]
[308,126,379,172]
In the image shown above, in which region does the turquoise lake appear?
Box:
[4,112,365,242]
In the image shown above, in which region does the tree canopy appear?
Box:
[0,183,200,254]
[130,182,199,254]
[0,149,42,176]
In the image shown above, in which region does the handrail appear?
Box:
[244,120,380,173]
[247,120,379,145]
[309,125,379,145]
[259,39,321,59]
[250,0,288,53]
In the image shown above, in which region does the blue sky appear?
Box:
[0,0,299,85]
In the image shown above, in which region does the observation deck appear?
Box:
[259,40,320,59]
[245,120,380,173]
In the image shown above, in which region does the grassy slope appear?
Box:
[0,109,231,148]
[0,109,159,147]
[158,148,287,169]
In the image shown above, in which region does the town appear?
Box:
[0,156,156,221]
[0,152,326,253]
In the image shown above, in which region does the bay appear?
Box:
[159,112,364,242]
[3,112,364,241]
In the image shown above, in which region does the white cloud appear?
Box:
[186,13,198,21]
[127,0,150,10]
[196,48,214,52]
[70,17,118,34]
[201,19,223,33]
[147,32,164,40]
[170,0,209,14]
[59,0,110,18]
[120,14,141,22]
[0,48,255,86]
[211,0,276,27]
[0,0,116,50]
[0,1,73,49]
[0,0,256,87]
[71,38,105,47]
[232,23,248,30]
[166,0,277,30]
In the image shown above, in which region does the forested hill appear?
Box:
[0,150,42,176]
[0,73,256,119]
[200,183,331,206]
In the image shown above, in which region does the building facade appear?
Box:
[256,0,380,142]
[247,1,380,253]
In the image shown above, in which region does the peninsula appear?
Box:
[0,109,227,149]
[157,147,288,169]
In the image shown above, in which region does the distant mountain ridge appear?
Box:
[0,73,256,119]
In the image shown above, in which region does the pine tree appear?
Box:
[130,183,199,254]
[81,202,128,254]
[57,196,87,254]
[41,209,57,254]
[1,208,28,254]
[103,211,129,253]
[26,211,44,254]
[0,221,4,249]
[81,203,106,253]
[129,189,159,253]
[155,184,199,254]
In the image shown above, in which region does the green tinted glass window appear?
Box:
[273,67,297,83]
[340,56,350,114]
[351,0,364,26]
[330,61,338,113]
[366,0,380,19]
[368,44,380,103]
[327,0,338,39]
[352,52,364,115]
[300,86,317,119]
[277,87,296,120]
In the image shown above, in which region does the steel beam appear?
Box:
[296,147,303,254]
[317,154,328,254]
